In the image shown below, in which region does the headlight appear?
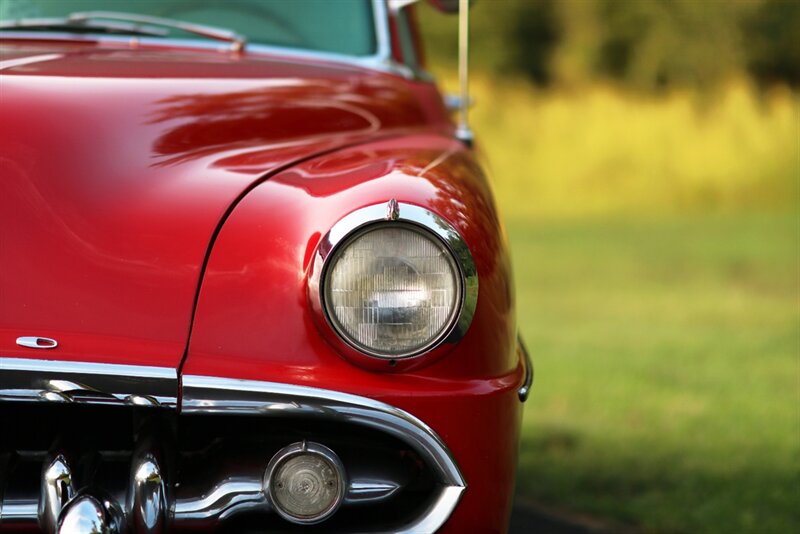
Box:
[323,223,462,357]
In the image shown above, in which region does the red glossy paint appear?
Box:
[0,39,450,368]
[1,11,524,531]
[185,134,517,382]
[183,134,522,532]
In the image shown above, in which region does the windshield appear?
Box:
[0,0,378,57]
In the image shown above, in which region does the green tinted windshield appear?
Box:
[0,0,377,56]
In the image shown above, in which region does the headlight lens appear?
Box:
[323,223,462,357]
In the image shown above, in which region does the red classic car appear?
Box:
[0,1,532,532]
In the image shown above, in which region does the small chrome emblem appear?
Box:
[16,336,58,349]
[385,198,400,221]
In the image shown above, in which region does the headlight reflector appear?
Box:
[323,223,462,357]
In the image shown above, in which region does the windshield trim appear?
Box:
[0,0,403,76]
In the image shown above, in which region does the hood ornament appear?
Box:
[16,336,58,349]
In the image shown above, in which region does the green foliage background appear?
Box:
[420,0,800,92]
[416,1,799,533]
[418,0,799,219]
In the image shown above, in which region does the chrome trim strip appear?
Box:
[0,357,178,408]
[1,502,38,521]
[181,374,466,533]
[346,480,400,503]
[174,478,265,522]
[309,201,479,360]
[372,0,392,62]
[517,335,533,402]
[0,358,175,378]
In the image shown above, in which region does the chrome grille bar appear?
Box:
[0,358,178,408]
[182,375,466,534]
[0,367,465,531]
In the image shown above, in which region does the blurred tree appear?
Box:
[416,0,799,92]
[595,0,747,91]
[743,0,800,88]
[417,0,561,82]
[507,0,561,86]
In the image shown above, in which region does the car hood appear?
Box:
[0,41,447,369]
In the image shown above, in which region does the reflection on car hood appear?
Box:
[0,41,449,369]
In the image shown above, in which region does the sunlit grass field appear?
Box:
[509,212,798,533]
[456,77,799,533]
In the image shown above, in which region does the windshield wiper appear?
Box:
[67,11,246,52]
[0,17,169,37]
[0,12,246,52]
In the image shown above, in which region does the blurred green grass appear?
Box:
[509,211,799,533]
[439,72,800,532]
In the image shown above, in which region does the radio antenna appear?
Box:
[454,0,473,146]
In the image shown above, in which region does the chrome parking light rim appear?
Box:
[182,374,467,534]
[264,441,347,525]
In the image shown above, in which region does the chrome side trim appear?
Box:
[517,335,533,402]
[0,358,174,378]
[0,358,178,408]
[346,480,400,504]
[181,375,466,533]
[309,201,479,360]
[174,478,265,522]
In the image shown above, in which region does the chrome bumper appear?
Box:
[0,359,466,533]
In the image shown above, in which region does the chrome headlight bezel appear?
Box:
[308,200,478,367]
[322,221,464,358]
